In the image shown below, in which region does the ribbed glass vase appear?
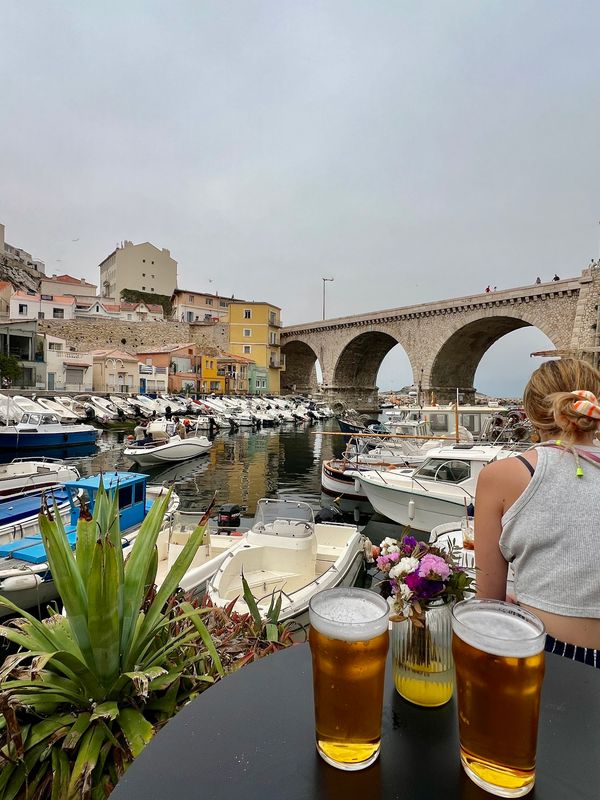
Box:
[392,598,454,707]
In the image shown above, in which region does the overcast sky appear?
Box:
[2,1,599,396]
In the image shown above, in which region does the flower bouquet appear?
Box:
[377,533,474,706]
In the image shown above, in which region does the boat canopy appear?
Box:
[253,498,315,538]
[64,471,148,530]
[64,471,146,492]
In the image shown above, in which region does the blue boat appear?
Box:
[0,472,179,614]
[0,487,71,527]
[0,412,98,452]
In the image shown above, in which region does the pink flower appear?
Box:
[418,554,451,581]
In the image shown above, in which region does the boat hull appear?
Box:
[125,439,212,466]
[0,429,97,451]
[357,475,468,532]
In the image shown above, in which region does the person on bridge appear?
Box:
[475,358,600,668]
[535,276,542,284]
[553,273,561,281]
[485,285,491,293]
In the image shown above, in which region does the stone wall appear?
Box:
[38,318,229,355]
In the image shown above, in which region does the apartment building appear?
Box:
[200,355,224,394]
[10,290,76,321]
[226,301,283,393]
[171,289,232,323]
[136,343,201,393]
[99,240,177,300]
[217,353,252,394]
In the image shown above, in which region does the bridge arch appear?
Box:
[333,330,414,388]
[280,339,321,394]
[426,314,561,402]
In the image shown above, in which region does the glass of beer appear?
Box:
[452,599,545,797]
[309,587,389,771]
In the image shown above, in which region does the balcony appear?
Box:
[269,358,281,369]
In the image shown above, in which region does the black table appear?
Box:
[113,644,600,800]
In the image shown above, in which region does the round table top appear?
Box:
[113,642,600,800]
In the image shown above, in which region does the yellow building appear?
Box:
[226,301,283,393]
[200,355,225,394]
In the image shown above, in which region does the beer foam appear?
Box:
[310,588,389,642]
[453,601,545,658]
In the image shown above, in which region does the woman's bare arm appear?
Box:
[474,461,510,600]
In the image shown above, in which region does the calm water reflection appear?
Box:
[67,420,347,515]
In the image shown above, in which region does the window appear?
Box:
[126,314,132,320]
[269,311,277,324]
[220,300,228,308]
[48,342,61,351]
[118,485,133,509]
[38,311,45,320]
[188,295,194,303]
[18,304,27,315]
[244,309,252,319]
[95,305,100,312]
[415,459,471,483]
[142,286,146,291]
[206,298,213,306]
[243,329,251,337]
[145,358,152,366]
[53,308,64,319]
[243,345,251,354]
[151,287,154,292]
[134,482,144,504]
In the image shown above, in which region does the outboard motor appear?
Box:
[217,503,241,529]
[315,505,344,524]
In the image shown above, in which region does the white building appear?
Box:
[138,363,169,394]
[99,240,177,300]
[42,335,93,392]
[40,274,97,304]
[10,290,76,321]
[75,300,164,321]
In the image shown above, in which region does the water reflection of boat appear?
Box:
[132,454,211,486]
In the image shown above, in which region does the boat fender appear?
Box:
[0,574,43,592]
[408,500,416,521]
[363,537,375,563]
[354,478,361,492]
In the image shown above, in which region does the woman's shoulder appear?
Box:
[479,450,539,483]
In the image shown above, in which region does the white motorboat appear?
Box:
[11,395,48,416]
[349,444,514,532]
[53,396,91,421]
[124,427,213,466]
[155,510,242,596]
[0,472,178,616]
[0,458,79,498]
[206,498,369,628]
[36,398,79,423]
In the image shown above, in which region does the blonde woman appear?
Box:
[475,358,600,667]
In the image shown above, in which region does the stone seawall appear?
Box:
[38,319,229,354]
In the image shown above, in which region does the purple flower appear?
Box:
[418,554,451,581]
[376,555,390,571]
[402,535,418,554]
[405,570,445,599]
[388,551,400,563]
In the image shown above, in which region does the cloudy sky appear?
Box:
[2,1,599,396]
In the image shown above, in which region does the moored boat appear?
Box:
[0,413,98,452]
[0,472,178,615]
[206,498,369,628]
[0,458,79,498]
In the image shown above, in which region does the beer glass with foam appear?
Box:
[309,588,389,770]
[452,599,546,797]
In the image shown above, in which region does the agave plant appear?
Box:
[0,482,224,799]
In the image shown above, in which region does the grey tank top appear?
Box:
[499,446,600,618]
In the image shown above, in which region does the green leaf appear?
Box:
[120,490,172,661]
[90,701,119,722]
[87,538,120,688]
[51,748,71,800]
[242,573,262,631]
[118,708,154,759]
[63,712,92,750]
[179,601,224,677]
[67,723,106,800]
[265,623,279,642]
[39,509,93,667]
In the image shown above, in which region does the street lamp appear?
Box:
[322,277,334,320]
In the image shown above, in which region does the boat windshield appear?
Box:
[253,498,315,536]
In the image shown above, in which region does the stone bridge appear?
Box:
[281,268,600,411]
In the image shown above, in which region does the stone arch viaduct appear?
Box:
[281,268,600,411]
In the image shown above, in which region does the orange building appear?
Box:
[136,343,201,393]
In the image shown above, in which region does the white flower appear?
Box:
[386,544,400,555]
[380,537,399,554]
[398,584,413,603]
[395,556,419,577]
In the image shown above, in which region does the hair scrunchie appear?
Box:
[571,390,600,419]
